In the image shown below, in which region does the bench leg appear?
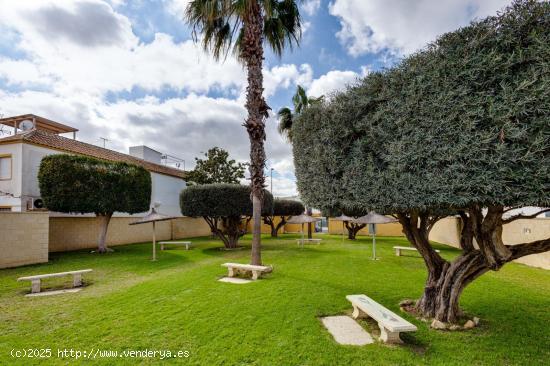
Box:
[395,249,401,256]
[351,305,368,320]
[251,271,260,280]
[185,244,189,250]
[73,273,82,287]
[378,323,403,344]
[31,279,41,293]
[160,244,165,251]
[227,268,236,277]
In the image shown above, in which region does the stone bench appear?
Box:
[394,246,440,256]
[296,238,322,245]
[221,263,272,280]
[18,269,93,294]
[346,294,417,343]
[159,241,192,250]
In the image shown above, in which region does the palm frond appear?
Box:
[277,106,294,141]
[185,0,238,61]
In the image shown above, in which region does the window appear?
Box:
[0,155,11,180]
[0,207,11,212]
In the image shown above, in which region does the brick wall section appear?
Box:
[0,212,49,269]
[49,216,212,252]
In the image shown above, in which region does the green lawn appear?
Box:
[0,234,548,365]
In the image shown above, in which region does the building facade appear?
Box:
[0,114,186,216]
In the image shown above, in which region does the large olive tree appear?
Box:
[293,0,550,325]
[38,154,151,253]
[180,184,273,248]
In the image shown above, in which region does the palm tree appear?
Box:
[186,0,302,265]
[277,85,323,141]
[277,84,323,237]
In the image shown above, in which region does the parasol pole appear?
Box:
[342,221,345,243]
[152,221,157,261]
[301,223,304,247]
[372,224,377,260]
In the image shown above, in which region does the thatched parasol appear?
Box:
[351,212,397,260]
[331,214,353,243]
[287,214,322,246]
[129,208,177,261]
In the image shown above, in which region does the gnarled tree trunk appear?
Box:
[399,207,550,324]
[242,2,268,266]
[263,216,288,237]
[96,212,113,254]
[344,222,366,240]
[203,216,246,249]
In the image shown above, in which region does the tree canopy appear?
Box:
[180,184,273,248]
[39,154,151,215]
[263,199,304,237]
[186,147,247,185]
[292,0,550,324]
[38,154,151,252]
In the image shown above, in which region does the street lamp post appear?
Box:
[270,168,274,218]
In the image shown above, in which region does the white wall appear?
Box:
[22,143,62,199]
[151,172,186,216]
[0,143,23,211]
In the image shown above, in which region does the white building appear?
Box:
[0,114,186,216]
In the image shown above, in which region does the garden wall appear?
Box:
[49,216,212,252]
[0,212,49,268]
[430,217,550,270]
[327,219,403,236]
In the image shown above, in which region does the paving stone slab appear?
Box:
[218,277,252,284]
[321,316,374,345]
[25,288,82,297]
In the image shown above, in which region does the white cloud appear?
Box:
[166,0,192,18]
[303,0,322,16]
[329,0,510,56]
[0,1,246,97]
[263,64,313,98]
[308,69,361,97]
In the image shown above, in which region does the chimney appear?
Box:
[129,146,162,164]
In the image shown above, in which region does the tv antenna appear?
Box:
[99,137,110,148]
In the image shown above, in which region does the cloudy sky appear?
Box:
[0,0,510,196]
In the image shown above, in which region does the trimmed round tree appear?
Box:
[180,184,273,248]
[38,154,151,253]
[293,0,550,325]
[263,199,304,237]
[323,206,368,240]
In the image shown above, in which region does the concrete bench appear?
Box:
[221,263,272,280]
[296,238,322,245]
[18,269,92,294]
[394,246,440,256]
[159,241,192,250]
[346,294,417,343]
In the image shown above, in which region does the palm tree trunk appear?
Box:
[242,2,268,266]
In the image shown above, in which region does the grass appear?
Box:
[0,234,549,365]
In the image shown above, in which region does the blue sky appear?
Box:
[0,0,510,196]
